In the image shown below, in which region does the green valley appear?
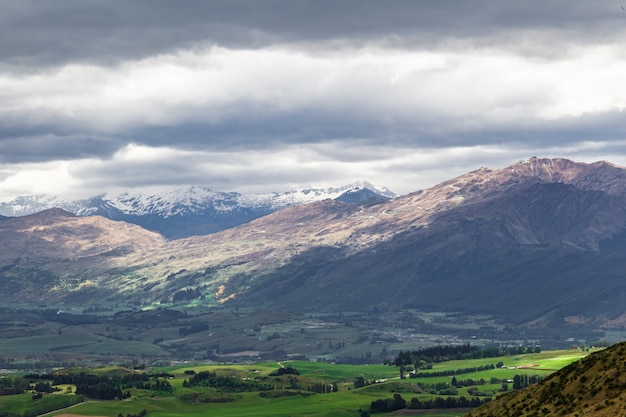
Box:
[0,348,594,417]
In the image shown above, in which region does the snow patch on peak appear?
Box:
[106,186,228,217]
[351,181,397,199]
[245,181,397,209]
[0,181,397,219]
[0,195,97,217]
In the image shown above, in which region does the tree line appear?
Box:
[182,371,273,392]
[371,394,492,412]
[46,371,172,400]
[395,343,541,367]
[407,395,492,410]
[410,364,496,378]
[394,343,541,378]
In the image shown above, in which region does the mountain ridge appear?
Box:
[1,157,626,336]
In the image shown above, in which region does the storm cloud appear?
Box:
[1,0,626,200]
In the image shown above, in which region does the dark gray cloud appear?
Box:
[125,107,626,154]
[0,135,119,163]
[1,0,622,68]
[1,0,626,199]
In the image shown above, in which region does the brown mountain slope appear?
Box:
[223,160,626,325]
[0,208,165,304]
[158,157,626,274]
[0,208,165,262]
[467,342,626,417]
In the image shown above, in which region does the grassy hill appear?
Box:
[467,341,626,417]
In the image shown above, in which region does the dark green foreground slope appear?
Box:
[467,342,626,417]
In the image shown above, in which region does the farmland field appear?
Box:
[0,348,596,417]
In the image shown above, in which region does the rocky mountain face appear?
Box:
[2,157,626,332]
[0,182,395,239]
[0,208,166,304]
[468,342,626,417]
[221,158,626,325]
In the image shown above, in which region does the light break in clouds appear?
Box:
[1,0,626,201]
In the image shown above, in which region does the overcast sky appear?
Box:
[1,0,626,201]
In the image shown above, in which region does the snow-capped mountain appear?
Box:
[0,182,396,239]
[0,195,100,217]
[249,181,396,208]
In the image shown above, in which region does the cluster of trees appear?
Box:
[0,375,74,396]
[395,343,541,369]
[307,382,336,393]
[31,382,58,394]
[136,379,173,393]
[414,381,458,395]
[353,376,368,388]
[466,386,495,397]
[182,371,273,392]
[75,384,130,401]
[396,344,482,365]
[269,366,299,376]
[372,393,493,412]
[0,376,30,396]
[512,374,542,390]
[50,372,172,400]
[55,372,151,388]
[407,395,492,409]
[483,345,542,356]
[370,394,407,412]
[411,363,496,378]
[450,376,507,388]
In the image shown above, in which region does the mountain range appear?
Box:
[2,157,626,335]
[0,182,396,239]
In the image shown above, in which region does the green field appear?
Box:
[0,348,594,417]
